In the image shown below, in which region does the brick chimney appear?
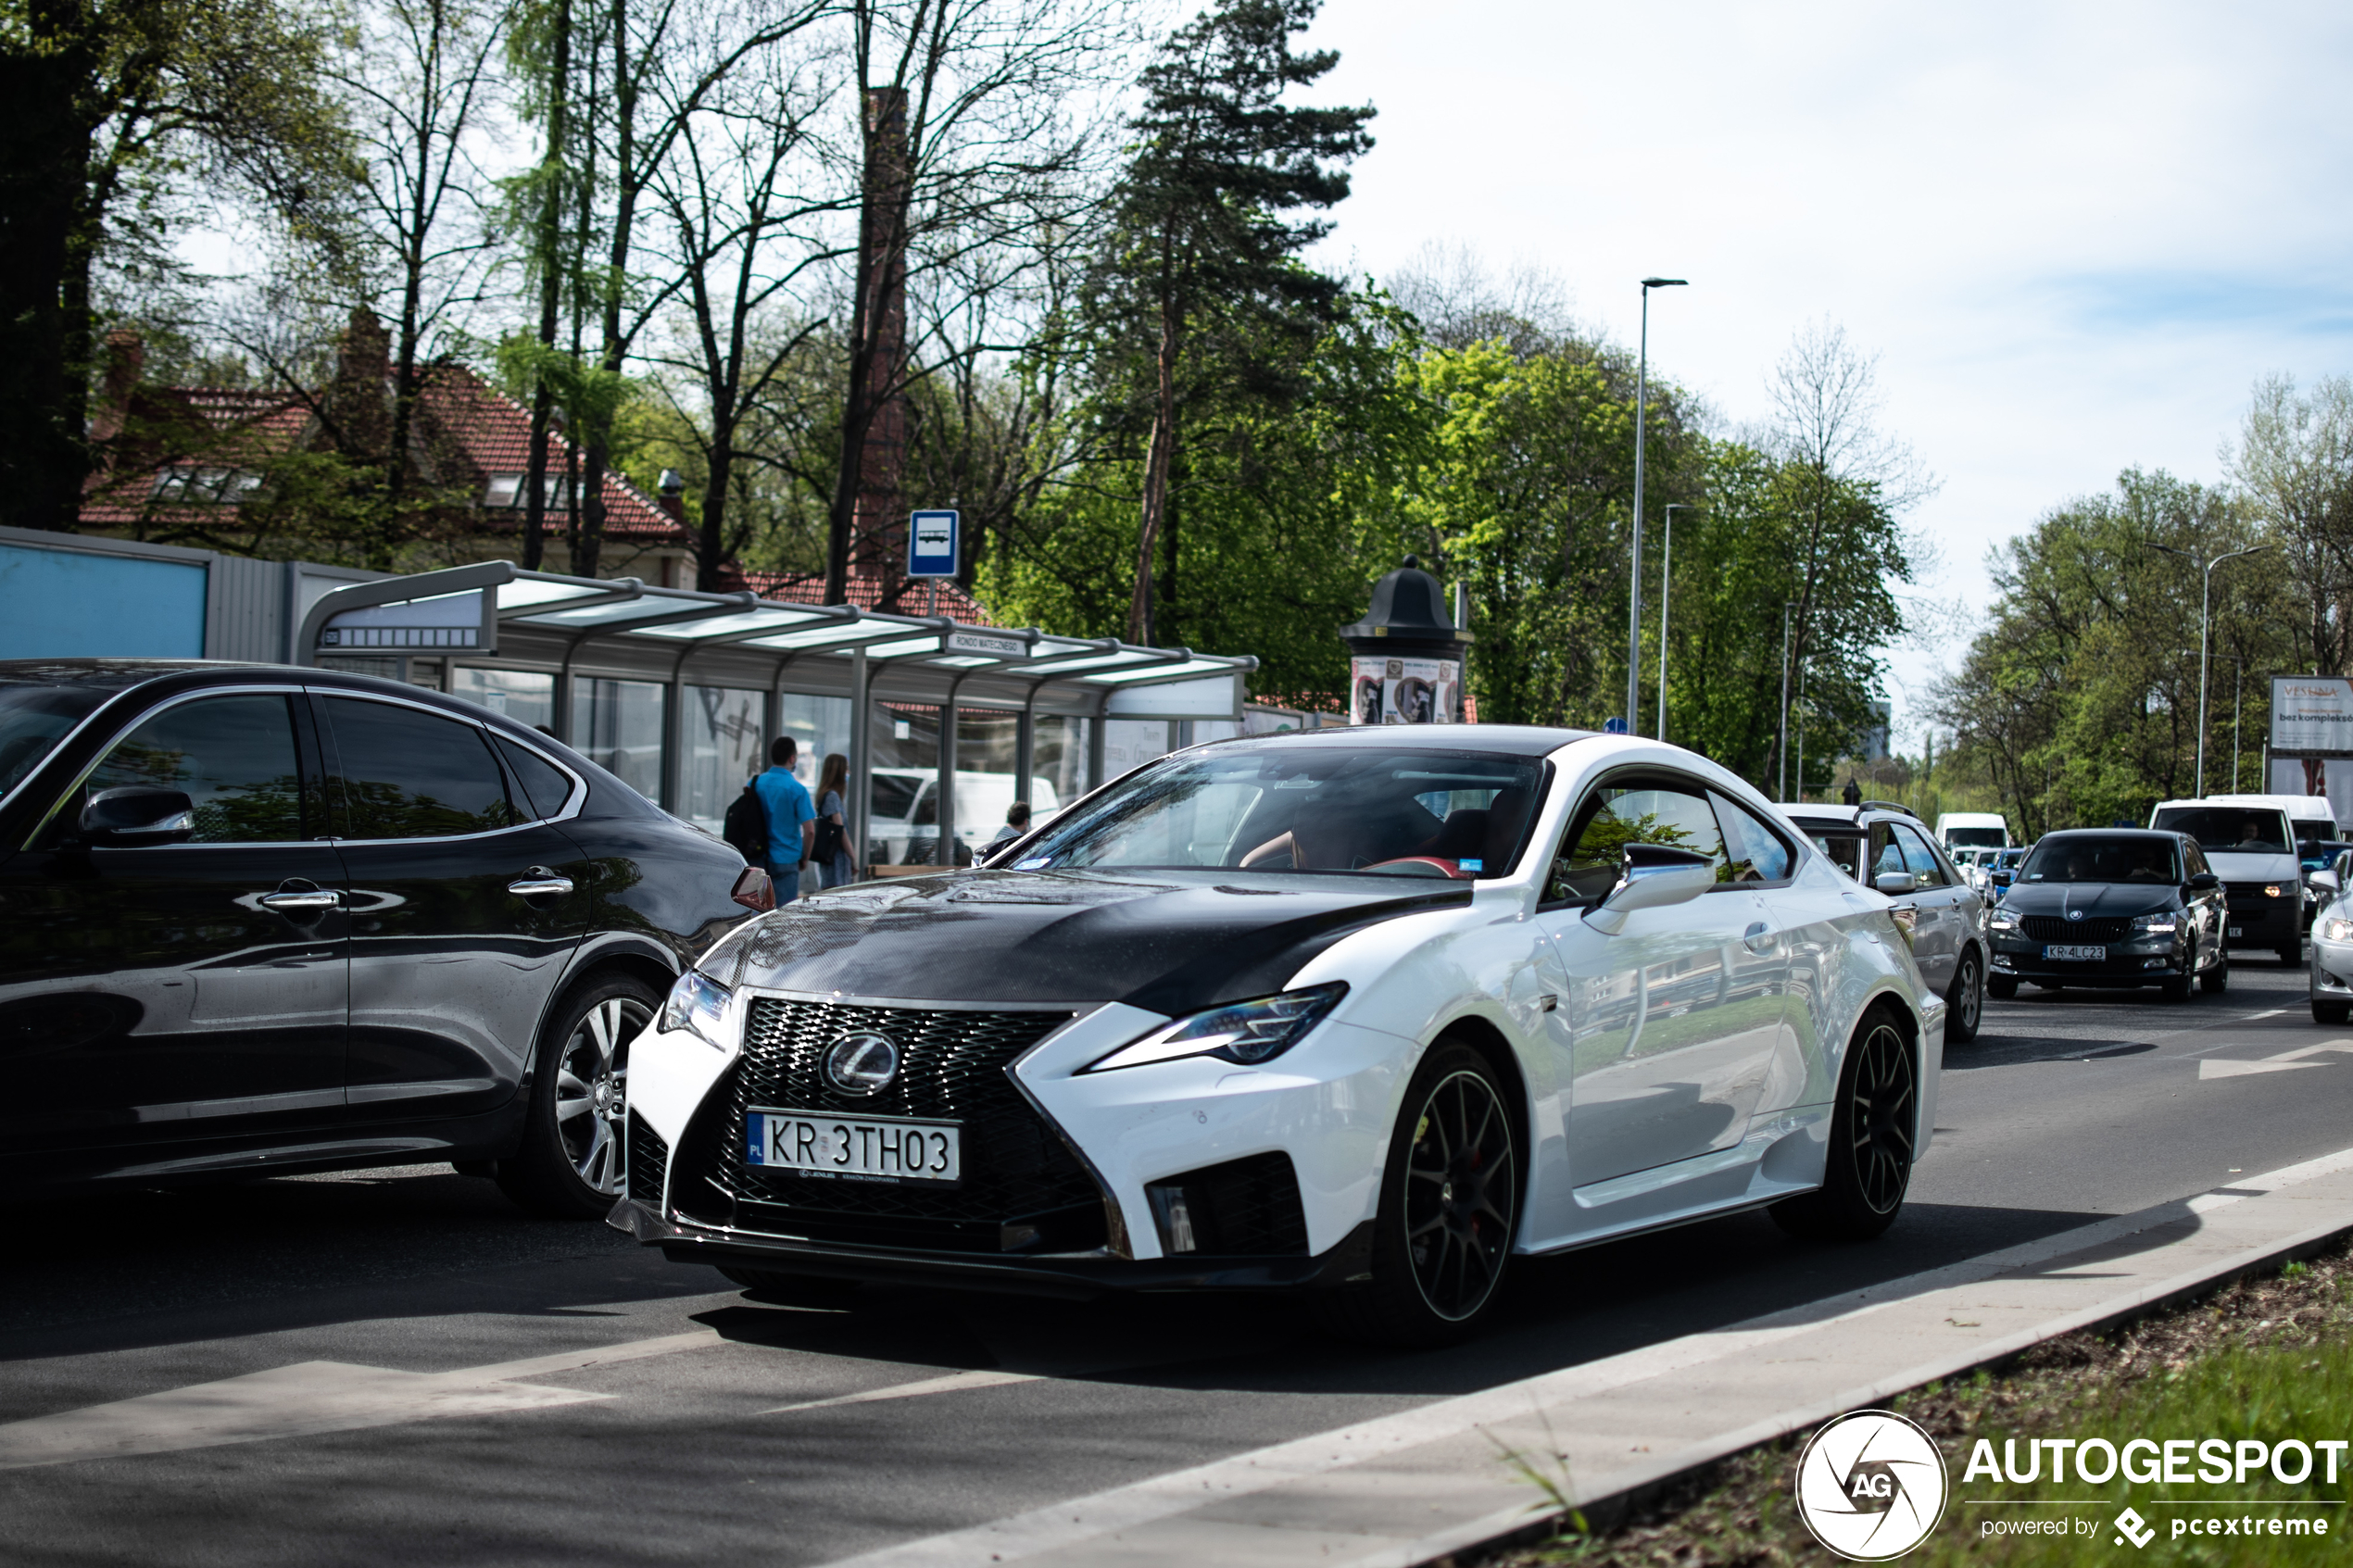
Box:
[90,329,145,445]
[324,307,393,460]
[657,469,686,521]
[849,86,910,598]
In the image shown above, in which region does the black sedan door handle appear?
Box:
[509,869,575,898]
[258,887,341,912]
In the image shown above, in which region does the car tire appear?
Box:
[1315,1040,1519,1348]
[1987,973,2019,1000]
[1945,950,1984,1043]
[2282,945,2304,969]
[495,972,658,1220]
[718,1266,862,1307]
[2316,998,2351,1025]
[1770,1010,1916,1243]
[2201,954,2229,994]
[2159,972,2192,1002]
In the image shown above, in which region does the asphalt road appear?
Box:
[7,951,2348,1567]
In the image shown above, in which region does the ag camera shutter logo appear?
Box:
[1793,1410,1949,1561]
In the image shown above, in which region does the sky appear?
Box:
[1295,0,2353,746]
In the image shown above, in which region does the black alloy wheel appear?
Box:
[1946,950,1983,1043]
[497,973,659,1219]
[1319,1041,1519,1347]
[1771,1013,1916,1242]
[2201,951,2229,994]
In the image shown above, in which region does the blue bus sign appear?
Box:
[1603,716,1629,734]
[908,509,959,577]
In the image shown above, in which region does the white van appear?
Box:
[2196,794,2338,847]
[867,769,1062,866]
[2148,796,2309,964]
[1935,812,2010,852]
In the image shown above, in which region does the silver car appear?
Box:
[1783,801,1988,1044]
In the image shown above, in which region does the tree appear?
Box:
[0,0,355,533]
[819,0,1128,609]
[2231,372,2353,678]
[1087,0,1371,643]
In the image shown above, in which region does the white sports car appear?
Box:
[615,726,1945,1344]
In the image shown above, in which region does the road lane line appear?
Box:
[812,1135,2353,1568]
[762,1368,1041,1415]
[0,1328,724,1472]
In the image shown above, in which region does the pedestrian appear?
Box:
[815,751,856,887]
[988,800,1031,847]
[753,736,816,903]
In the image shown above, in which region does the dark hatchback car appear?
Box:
[0,659,754,1215]
[1985,828,2225,1001]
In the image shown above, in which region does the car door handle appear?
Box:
[509,871,574,898]
[258,889,341,911]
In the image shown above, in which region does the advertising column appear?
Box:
[1340,558,1471,725]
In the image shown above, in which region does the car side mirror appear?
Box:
[2187,871,2220,891]
[80,785,195,846]
[1991,870,2014,888]
[1873,871,1919,896]
[1584,843,1717,935]
[2311,870,2339,894]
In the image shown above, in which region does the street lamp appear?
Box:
[1628,276,1687,734]
[2151,542,2271,798]
[1657,503,1692,741]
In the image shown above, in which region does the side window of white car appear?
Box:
[1544,779,1728,904]
[1715,794,1793,883]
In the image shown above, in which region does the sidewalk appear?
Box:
[822,1142,2353,1568]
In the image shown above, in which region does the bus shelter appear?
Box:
[296,560,1253,867]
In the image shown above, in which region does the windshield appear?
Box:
[1012,746,1544,878]
[2295,818,2335,845]
[2020,835,2182,884]
[2151,807,2289,854]
[1945,826,2006,848]
[0,682,115,798]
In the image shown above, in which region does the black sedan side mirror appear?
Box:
[2187,871,2220,891]
[81,785,195,846]
[1990,870,2014,889]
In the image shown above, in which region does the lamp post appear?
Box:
[1657,503,1690,741]
[1778,600,1793,800]
[1628,277,1687,734]
[2152,542,2270,798]
[2184,650,2249,792]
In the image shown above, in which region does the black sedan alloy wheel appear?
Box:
[498,975,661,1219]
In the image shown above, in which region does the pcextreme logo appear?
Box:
[1794,1410,1950,1561]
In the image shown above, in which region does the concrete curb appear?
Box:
[819,1143,2353,1568]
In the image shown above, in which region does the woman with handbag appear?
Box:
[814,752,856,886]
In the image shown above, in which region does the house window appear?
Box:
[483,472,577,511]
[151,467,261,502]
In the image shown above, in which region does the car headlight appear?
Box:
[2131,913,2178,934]
[659,969,733,1050]
[1083,983,1348,1073]
[2266,884,2284,897]
[2326,918,2353,943]
[1989,910,2018,931]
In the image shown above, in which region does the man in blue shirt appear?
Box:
[753,737,817,903]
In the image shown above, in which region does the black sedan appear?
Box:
[0,659,757,1215]
[1985,828,2226,1001]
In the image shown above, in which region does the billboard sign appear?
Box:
[2271,675,2353,754]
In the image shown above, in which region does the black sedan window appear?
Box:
[1015,747,1542,878]
[84,693,308,842]
[0,682,113,797]
[2020,836,2180,884]
[324,697,517,838]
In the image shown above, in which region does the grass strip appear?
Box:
[1469,1237,2353,1566]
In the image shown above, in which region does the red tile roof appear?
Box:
[731,567,999,626]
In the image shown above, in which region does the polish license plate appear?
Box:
[2045,944,2107,961]
[746,1110,961,1185]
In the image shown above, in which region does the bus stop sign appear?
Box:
[908,510,959,578]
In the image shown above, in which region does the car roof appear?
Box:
[0,658,258,692]
[1197,723,1596,759]
[2037,827,2181,840]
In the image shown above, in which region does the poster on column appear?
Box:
[1350,656,1461,724]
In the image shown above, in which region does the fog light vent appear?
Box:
[1143,1152,1307,1258]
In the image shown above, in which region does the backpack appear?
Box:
[722,783,769,864]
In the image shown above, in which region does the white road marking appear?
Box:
[2246,1010,2288,1020]
[762,1368,1040,1415]
[813,1137,2353,1568]
[2201,1058,2326,1080]
[0,1328,723,1472]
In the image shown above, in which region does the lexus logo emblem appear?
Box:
[823,1032,900,1096]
